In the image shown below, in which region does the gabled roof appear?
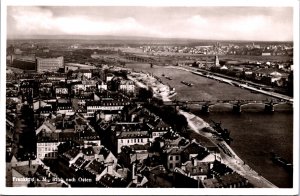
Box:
[62,147,81,161]
[183,142,206,155]
[36,121,56,135]
[154,119,171,131]
[85,159,106,175]
[99,173,128,187]
[183,161,210,176]
[72,156,89,169]
[13,164,39,178]
[202,172,246,188]
[129,143,150,151]
[167,147,182,155]
[118,131,150,139]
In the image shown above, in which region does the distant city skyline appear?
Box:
[7,6,293,41]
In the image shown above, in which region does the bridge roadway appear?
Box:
[163,99,292,113]
[164,99,290,106]
[171,65,294,104]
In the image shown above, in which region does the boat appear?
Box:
[271,153,293,172]
[165,76,172,80]
[211,120,233,145]
[181,81,193,87]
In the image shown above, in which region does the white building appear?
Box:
[119,80,135,94]
[36,120,101,160]
[117,131,150,153]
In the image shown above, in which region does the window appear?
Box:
[176,156,179,160]
[170,156,173,161]
[169,163,173,169]
[127,139,130,143]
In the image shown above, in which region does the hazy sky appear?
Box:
[7,6,293,41]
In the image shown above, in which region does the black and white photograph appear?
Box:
[1,0,299,195]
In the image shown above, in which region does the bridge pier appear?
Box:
[201,104,210,113]
[265,103,274,112]
[233,103,241,113]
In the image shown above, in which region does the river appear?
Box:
[126,63,293,188]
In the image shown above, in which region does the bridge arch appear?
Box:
[273,102,293,112]
[208,103,234,112]
[240,102,265,112]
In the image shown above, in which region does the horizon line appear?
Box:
[6,34,293,43]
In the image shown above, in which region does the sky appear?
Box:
[7,6,293,41]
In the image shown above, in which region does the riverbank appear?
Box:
[128,71,176,101]
[169,65,293,103]
[179,110,276,188]
[126,66,277,188]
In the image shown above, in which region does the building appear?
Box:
[36,56,64,72]
[166,148,182,171]
[149,119,171,141]
[6,157,68,187]
[117,131,150,153]
[85,100,130,118]
[76,69,92,79]
[35,119,101,160]
[119,80,135,94]
[202,172,249,188]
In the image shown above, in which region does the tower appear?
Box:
[215,55,220,66]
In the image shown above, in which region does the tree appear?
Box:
[175,114,188,133]
[138,88,153,101]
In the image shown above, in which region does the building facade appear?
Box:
[36,56,64,72]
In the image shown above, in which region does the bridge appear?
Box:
[163,99,293,113]
[122,54,155,63]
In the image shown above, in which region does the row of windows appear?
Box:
[37,142,59,146]
[120,138,150,143]
[169,155,180,161]
[152,132,167,137]
[169,162,180,169]
[37,146,58,152]
[87,107,123,112]
[88,103,125,107]
[40,152,57,158]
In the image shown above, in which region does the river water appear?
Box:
[126,63,293,188]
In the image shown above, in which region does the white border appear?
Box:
[1,0,299,195]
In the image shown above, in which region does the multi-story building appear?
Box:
[119,80,135,94]
[117,131,150,153]
[36,56,64,72]
[85,100,130,118]
[166,148,182,171]
[35,120,101,160]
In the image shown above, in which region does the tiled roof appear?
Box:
[118,131,150,139]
